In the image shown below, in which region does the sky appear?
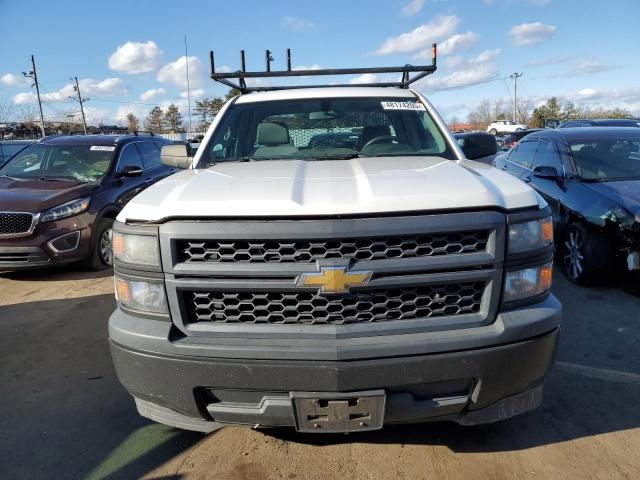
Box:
[1,0,639,127]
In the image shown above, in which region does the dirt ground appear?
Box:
[1,267,639,480]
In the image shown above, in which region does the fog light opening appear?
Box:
[48,231,81,253]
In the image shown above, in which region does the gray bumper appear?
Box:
[109,295,561,432]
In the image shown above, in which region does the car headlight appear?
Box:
[115,275,168,315]
[508,216,553,254]
[112,232,160,267]
[503,262,553,302]
[40,197,90,222]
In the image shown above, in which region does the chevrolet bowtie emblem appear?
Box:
[297,267,373,294]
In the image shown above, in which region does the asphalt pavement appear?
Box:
[0,267,639,479]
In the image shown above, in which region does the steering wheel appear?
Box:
[361,135,397,150]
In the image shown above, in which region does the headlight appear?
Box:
[115,275,168,315]
[503,262,553,302]
[508,216,553,254]
[41,197,90,222]
[112,232,160,267]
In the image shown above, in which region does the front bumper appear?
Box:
[0,213,93,270]
[109,295,561,433]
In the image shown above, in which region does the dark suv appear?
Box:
[0,134,174,270]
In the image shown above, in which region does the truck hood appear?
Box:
[0,177,97,213]
[118,156,540,222]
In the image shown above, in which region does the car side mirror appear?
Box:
[161,144,192,169]
[459,133,498,160]
[533,165,561,179]
[118,165,143,177]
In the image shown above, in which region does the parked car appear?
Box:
[453,131,498,164]
[559,118,640,128]
[493,127,640,284]
[0,134,174,270]
[502,129,543,151]
[110,77,560,433]
[0,140,34,166]
[486,119,528,135]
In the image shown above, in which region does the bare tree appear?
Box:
[0,97,14,123]
[126,113,140,133]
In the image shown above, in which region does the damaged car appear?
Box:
[494,127,640,284]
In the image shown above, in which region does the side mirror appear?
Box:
[118,165,143,177]
[161,144,192,169]
[459,133,498,160]
[533,165,561,179]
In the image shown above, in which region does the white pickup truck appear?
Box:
[487,119,528,135]
[108,54,561,434]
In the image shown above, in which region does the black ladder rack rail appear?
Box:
[210,45,437,93]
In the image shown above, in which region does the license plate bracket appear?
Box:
[291,390,385,433]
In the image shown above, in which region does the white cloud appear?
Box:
[140,87,166,101]
[578,88,598,98]
[115,104,147,123]
[13,78,126,106]
[1,73,29,87]
[293,64,322,71]
[419,49,501,91]
[574,60,616,75]
[350,73,380,84]
[108,41,163,74]
[14,91,36,105]
[281,16,315,31]
[374,15,460,55]
[401,0,424,16]
[508,22,556,46]
[414,31,479,59]
[157,56,205,89]
[180,88,205,99]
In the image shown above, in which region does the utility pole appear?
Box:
[22,55,46,138]
[73,77,88,134]
[184,34,192,135]
[509,72,523,123]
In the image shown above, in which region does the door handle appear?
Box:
[522,175,532,183]
[502,165,508,171]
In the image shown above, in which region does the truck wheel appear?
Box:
[489,129,498,135]
[561,221,610,285]
[85,218,114,270]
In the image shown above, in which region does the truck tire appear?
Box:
[85,217,114,270]
[489,129,498,135]
[561,221,610,285]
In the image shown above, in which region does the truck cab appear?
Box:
[109,53,561,434]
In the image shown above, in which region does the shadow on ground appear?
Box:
[0,264,113,282]
[0,293,203,480]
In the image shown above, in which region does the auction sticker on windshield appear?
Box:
[90,146,115,151]
[381,101,426,111]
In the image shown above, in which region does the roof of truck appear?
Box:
[234,87,418,104]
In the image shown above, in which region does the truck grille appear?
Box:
[0,212,34,236]
[178,231,489,264]
[183,282,485,325]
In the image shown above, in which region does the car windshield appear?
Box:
[199,97,454,165]
[0,143,114,182]
[570,133,640,180]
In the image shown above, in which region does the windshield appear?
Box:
[199,97,454,166]
[0,143,114,182]
[570,134,640,180]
